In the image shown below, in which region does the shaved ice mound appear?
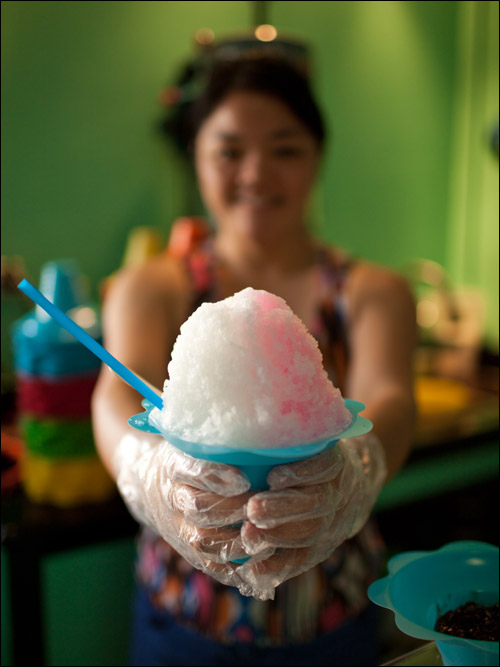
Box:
[150,287,352,448]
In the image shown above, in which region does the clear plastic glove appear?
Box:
[114,433,274,597]
[237,432,387,600]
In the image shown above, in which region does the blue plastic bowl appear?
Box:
[129,399,372,491]
[368,541,499,666]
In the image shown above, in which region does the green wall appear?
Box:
[446,0,499,349]
[1,1,248,288]
[2,1,497,349]
[274,1,458,268]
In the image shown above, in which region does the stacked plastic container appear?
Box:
[12,260,115,506]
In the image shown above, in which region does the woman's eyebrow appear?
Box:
[215,132,241,142]
[215,128,306,142]
[270,128,307,139]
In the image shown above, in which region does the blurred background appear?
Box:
[1,1,498,665]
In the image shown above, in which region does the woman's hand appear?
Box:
[113,431,386,601]
[114,434,272,596]
[236,433,387,600]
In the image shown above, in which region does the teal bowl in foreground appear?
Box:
[368,541,499,666]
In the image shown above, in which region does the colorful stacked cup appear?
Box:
[12,260,116,507]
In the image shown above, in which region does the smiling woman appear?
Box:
[91,50,416,666]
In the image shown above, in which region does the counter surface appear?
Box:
[383,642,443,666]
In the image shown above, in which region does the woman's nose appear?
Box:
[237,152,269,187]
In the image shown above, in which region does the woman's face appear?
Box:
[194,91,321,246]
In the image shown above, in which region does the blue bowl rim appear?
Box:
[128,398,372,459]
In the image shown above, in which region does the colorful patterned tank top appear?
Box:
[134,231,385,647]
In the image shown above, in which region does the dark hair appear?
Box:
[159,54,327,157]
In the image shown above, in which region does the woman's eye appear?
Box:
[219,147,241,160]
[274,146,303,158]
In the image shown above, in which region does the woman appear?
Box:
[92,54,416,665]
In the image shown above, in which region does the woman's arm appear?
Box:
[91,257,190,478]
[235,263,417,598]
[345,263,417,480]
[91,257,262,596]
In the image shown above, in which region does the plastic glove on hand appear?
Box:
[114,433,269,596]
[238,433,387,600]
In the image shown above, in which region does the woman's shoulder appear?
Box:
[317,243,414,314]
[351,259,413,295]
[345,257,416,323]
[317,243,352,271]
[113,253,189,294]
[103,253,193,323]
[319,241,413,285]
[319,244,406,284]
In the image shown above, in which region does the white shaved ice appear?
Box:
[149,287,352,448]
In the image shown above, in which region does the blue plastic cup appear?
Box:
[14,265,102,377]
[368,541,499,666]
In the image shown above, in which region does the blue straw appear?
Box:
[17,278,163,410]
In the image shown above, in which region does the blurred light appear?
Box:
[194,28,215,46]
[255,24,277,42]
[71,307,97,329]
[420,259,445,286]
[22,319,38,337]
[417,299,440,328]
